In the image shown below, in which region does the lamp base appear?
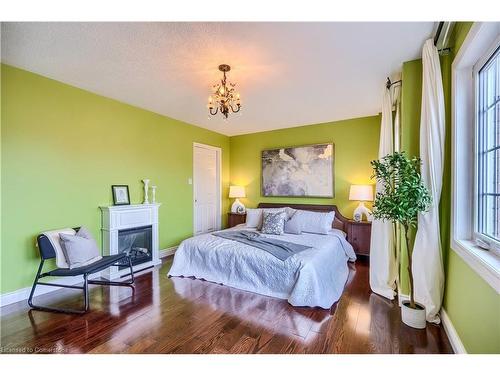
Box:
[231,198,246,214]
[353,202,372,222]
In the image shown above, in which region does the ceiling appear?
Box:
[1,22,435,136]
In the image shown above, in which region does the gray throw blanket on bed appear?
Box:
[212,230,311,261]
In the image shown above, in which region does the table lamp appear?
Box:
[229,186,246,213]
[349,185,374,222]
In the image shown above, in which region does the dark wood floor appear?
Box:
[0,257,453,354]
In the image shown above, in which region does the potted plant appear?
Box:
[371,152,432,329]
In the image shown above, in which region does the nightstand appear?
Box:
[227,212,246,228]
[347,220,372,256]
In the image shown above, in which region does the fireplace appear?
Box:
[100,203,161,279]
[118,225,153,270]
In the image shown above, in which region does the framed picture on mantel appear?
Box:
[112,185,130,205]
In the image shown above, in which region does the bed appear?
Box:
[168,203,356,310]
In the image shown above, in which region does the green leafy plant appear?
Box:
[371,152,432,309]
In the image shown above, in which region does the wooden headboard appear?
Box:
[257,203,350,233]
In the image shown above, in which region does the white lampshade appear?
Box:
[229,185,246,198]
[349,185,373,201]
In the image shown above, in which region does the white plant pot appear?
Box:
[401,300,426,329]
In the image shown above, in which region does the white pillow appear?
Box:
[293,210,335,235]
[284,207,298,219]
[284,213,302,234]
[245,208,263,228]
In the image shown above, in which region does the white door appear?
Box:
[193,143,221,235]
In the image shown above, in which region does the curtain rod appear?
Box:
[434,21,444,46]
[385,21,446,91]
[434,21,452,55]
[386,78,402,90]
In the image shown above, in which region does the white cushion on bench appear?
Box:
[41,228,76,269]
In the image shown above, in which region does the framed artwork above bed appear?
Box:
[261,143,334,197]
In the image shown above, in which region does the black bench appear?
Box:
[28,228,135,314]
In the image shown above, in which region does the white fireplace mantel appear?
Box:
[100,203,161,279]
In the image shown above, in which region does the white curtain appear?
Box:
[369,83,399,300]
[412,39,445,324]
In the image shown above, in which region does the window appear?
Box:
[452,23,500,294]
[475,43,500,253]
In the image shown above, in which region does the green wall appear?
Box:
[400,23,499,353]
[229,116,381,218]
[1,64,230,294]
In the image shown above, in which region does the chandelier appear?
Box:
[207,64,241,119]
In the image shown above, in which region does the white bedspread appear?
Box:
[168,225,356,308]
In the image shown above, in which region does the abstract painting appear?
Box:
[261,143,334,197]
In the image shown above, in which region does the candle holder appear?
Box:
[142,179,150,204]
[151,185,157,204]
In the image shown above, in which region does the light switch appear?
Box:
[188,178,192,185]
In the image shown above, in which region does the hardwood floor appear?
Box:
[0,257,453,354]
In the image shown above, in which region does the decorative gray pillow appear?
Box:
[59,227,102,269]
[258,208,285,230]
[261,211,287,235]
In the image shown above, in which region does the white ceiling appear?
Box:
[1,22,435,136]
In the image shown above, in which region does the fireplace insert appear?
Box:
[117,225,153,270]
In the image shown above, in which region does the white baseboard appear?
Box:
[441,308,467,354]
[0,247,178,308]
[0,273,101,308]
[159,246,177,258]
